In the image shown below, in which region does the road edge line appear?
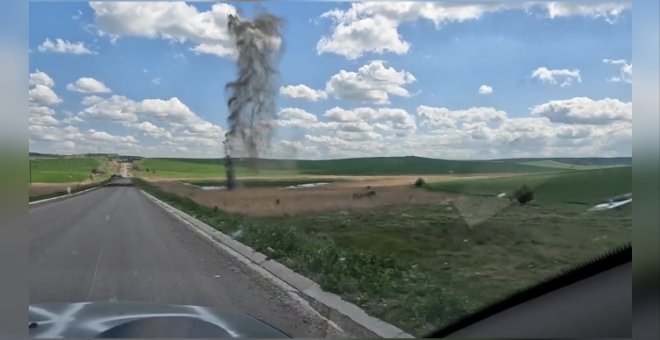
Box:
[29,184,103,205]
[139,189,414,339]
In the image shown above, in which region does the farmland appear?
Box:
[134,157,632,335]
[425,166,632,210]
[136,156,566,179]
[29,156,118,199]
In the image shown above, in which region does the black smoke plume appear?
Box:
[224,12,283,190]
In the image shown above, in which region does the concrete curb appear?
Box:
[29,185,103,205]
[140,189,414,339]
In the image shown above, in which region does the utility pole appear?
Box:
[68,157,72,178]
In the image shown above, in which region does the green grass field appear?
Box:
[137,156,578,179]
[137,158,298,178]
[29,157,111,183]
[425,166,631,210]
[518,160,603,170]
[134,165,632,335]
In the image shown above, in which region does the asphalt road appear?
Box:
[29,179,345,337]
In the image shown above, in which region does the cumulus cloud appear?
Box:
[478,85,493,94]
[37,38,94,55]
[80,95,206,126]
[279,85,327,101]
[81,95,139,122]
[66,77,112,93]
[603,58,632,84]
[541,2,631,23]
[325,60,416,104]
[29,105,55,117]
[531,67,582,87]
[530,97,631,125]
[29,70,55,87]
[129,121,173,140]
[71,91,226,156]
[317,2,630,59]
[417,106,507,129]
[319,107,416,140]
[89,2,240,58]
[81,95,104,106]
[29,84,62,105]
[277,108,318,128]
[87,129,139,146]
[29,114,60,127]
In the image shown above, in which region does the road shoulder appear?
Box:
[139,189,413,338]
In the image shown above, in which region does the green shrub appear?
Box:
[513,184,534,205]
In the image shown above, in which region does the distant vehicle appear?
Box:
[29,301,289,338]
[589,193,632,212]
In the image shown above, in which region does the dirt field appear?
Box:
[149,174,519,217]
[29,183,80,198]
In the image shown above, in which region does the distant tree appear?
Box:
[513,185,534,205]
[414,177,426,187]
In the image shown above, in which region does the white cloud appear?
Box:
[66,77,112,93]
[87,129,139,146]
[139,97,201,124]
[478,85,493,94]
[29,115,59,127]
[29,104,55,117]
[72,10,83,20]
[277,107,318,128]
[81,95,139,122]
[62,112,84,124]
[603,58,632,84]
[317,14,409,60]
[325,60,416,104]
[417,105,507,129]
[322,106,416,138]
[151,77,161,85]
[73,91,226,156]
[29,84,62,105]
[29,70,55,87]
[279,85,327,101]
[80,95,206,125]
[53,141,76,152]
[530,97,631,125]
[131,121,172,140]
[541,2,631,23]
[89,2,241,59]
[81,95,104,106]
[37,38,94,55]
[531,67,582,87]
[317,2,629,59]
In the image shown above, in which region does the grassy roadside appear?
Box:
[28,177,114,202]
[133,178,631,335]
[133,178,475,334]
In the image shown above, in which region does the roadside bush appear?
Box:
[512,184,534,205]
[414,177,426,187]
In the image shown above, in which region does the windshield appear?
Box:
[28,1,631,338]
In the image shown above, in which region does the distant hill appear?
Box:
[142,156,564,176]
[29,152,65,158]
[496,157,631,167]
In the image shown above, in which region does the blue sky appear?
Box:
[28,2,632,159]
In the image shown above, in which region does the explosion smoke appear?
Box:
[224,12,283,190]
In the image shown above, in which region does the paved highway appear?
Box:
[29,178,345,337]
